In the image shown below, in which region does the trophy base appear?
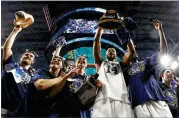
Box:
[98,19,123,30]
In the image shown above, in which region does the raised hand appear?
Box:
[152,20,162,30]
[67,67,80,78]
[13,25,22,32]
[66,64,75,73]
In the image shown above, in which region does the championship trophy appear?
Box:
[52,36,67,48]
[44,36,67,65]
[98,9,124,30]
[51,36,67,67]
[14,11,34,28]
[98,9,137,49]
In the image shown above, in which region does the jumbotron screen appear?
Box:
[63,19,114,34]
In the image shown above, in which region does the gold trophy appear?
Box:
[98,10,124,30]
[14,11,34,28]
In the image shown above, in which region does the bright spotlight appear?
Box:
[160,55,171,67]
[171,61,179,70]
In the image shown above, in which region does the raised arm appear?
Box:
[93,28,104,71]
[3,26,22,61]
[87,63,96,68]
[34,74,65,91]
[153,20,168,54]
[121,39,135,65]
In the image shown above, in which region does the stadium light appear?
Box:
[171,61,179,70]
[160,55,171,67]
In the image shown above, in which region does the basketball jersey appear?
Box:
[95,61,130,103]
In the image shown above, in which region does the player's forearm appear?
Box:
[3,29,20,49]
[126,39,135,61]
[49,73,70,97]
[3,29,20,61]
[94,28,103,42]
[127,39,135,54]
[87,64,96,68]
[93,41,102,61]
[121,39,135,65]
[34,76,63,90]
[93,28,103,64]
[158,28,168,54]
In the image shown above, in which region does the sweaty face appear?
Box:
[162,69,174,81]
[20,52,35,65]
[50,57,63,69]
[76,56,87,69]
[106,48,117,61]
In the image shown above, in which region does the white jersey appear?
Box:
[95,61,130,103]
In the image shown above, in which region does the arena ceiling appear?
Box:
[1,1,179,75]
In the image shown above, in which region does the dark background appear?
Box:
[1,1,179,76]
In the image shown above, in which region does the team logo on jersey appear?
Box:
[21,72,31,84]
[128,61,145,75]
[5,63,31,84]
[164,89,178,108]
